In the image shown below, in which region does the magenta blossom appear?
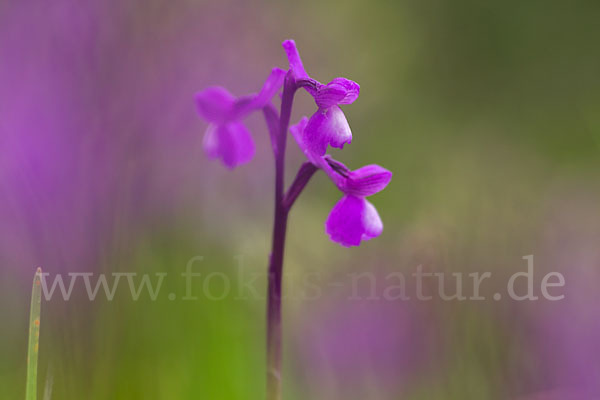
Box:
[291,117,392,247]
[323,159,391,247]
[282,40,360,158]
[195,67,285,168]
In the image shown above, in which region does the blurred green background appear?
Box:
[1,0,599,399]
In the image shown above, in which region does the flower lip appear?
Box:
[202,122,255,169]
[325,195,383,247]
[303,105,352,156]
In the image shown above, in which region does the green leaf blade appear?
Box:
[25,267,42,400]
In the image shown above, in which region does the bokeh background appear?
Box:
[1,0,600,399]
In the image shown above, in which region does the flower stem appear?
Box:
[266,74,297,400]
[283,162,318,211]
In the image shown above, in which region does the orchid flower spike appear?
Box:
[282,40,360,158]
[195,68,285,168]
[291,117,392,247]
[195,40,392,400]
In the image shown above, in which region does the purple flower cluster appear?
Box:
[195,40,391,247]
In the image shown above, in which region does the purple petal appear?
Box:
[282,39,308,79]
[343,165,392,196]
[290,116,323,166]
[321,157,392,196]
[263,104,280,156]
[290,116,309,148]
[229,68,286,119]
[254,67,286,106]
[325,195,383,247]
[202,122,255,169]
[203,124,220,159]
[329,78,360,104]
[315,83,347,109]
[195,86,235,123]
[320,155,350,188]
[303,105,352,156]
[315,78,360,108]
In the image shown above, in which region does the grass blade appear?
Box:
[25,267,42,400]
[42,365,53,400]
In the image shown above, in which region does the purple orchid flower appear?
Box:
[195,67,285,168]
[195,40,391,400]
[291,117,391,247]
[282,40,360,158]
